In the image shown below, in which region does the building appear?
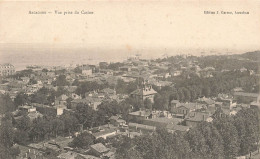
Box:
[71,97,102,110]
[128,122,156,134]
[18,105,37,113]
[90,143,109,157]
[55,94,68,106]
[92,128,118,139]
[170,101,203,118]
[185,111,211,127]
[27,111,43,121]
[33,103,65,116]
[234,92,259,102]
[82,66,93,76]
[130,84,157,103]
[119,66,131,72]
[0,63,15,76]
[128,110,152,123]
[109,115,126,127]
[143,117,183,128]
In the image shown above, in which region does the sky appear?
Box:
[0,0,260,69]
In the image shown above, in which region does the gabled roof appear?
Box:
[176,102,201,110]
[197,97,215,105]
[128,110,151,117]
[186,111,210,122]
[90,143,109,153]
[128,122,156,130]
[92,128,117,138]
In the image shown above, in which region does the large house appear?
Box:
[0,63,15,76]
[185,111,212,127]
[170,101,203,118]
[130,84,157,103]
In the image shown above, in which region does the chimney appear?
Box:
[25,153,27,157]
[28,149,30,152]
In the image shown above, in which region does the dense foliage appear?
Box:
[116,107,260,159]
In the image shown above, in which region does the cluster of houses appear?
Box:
[1,55,260,159]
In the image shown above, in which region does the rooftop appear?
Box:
[92,128,117,138]
[234,92,259,98]
[128,122,156,130]
[90,143,109,153]
[128,110,151,117]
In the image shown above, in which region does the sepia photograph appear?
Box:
[0,0,260,159]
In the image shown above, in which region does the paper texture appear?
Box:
[0,0,259,68]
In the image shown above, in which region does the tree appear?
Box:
[50,118,64,137]
[196,122,224,158]
[144,98,152,110]
[96,100,121,126]
[133,135,157,159]
[153,93,168,110]
[185,127,210,159]
[31,87,52,105]
[233,108,260,155]
[75,81,105,97]
[0,94,16,115]
[69,132,95,149]
[55,86,69,97]
[177,89,185,102]
[0,120,15,148]
[28,78,37,85]
[183,87,191,102]
[0,144,20,159]
[74,67,82,74]
[202,86,211,97]
[14,130,29,145]
[14,92,30,107]
[53,75,69,87]
[75,103,97,129]
[60,112,79,135]
[66,97,73,109]
[9,146,20,158]
[30,117,51,141]
[16,115,32,131]
[171,132,191,159]
[116,79,138,94]
[213,117,240,158]
[94,137,106,145]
